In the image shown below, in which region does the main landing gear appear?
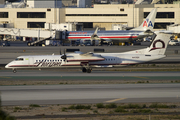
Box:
[82,67,92,73]
[13,69,17,73]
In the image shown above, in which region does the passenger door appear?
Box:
[28,57,34,66]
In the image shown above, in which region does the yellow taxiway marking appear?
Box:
[105,98,127,103]
[0,76,11,79]
[133,76,148,79]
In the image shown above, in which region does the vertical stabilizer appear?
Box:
[144,31,172,55]
[132,8,157,31]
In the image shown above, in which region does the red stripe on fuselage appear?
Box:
[8,65,37,67]
[68,36,137,40]
[8,63,137,68]
[67,36,91,39]
[100,36,137,38]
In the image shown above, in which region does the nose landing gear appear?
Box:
[13,69,17,73]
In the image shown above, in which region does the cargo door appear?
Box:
[28,57,34,67]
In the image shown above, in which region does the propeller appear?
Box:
[60,48,62,55]
[61,49,67,59]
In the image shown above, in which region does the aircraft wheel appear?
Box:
[82,67,86,73]
[27,42,31,46]
[87,69,92,73]
[13,69,17,73]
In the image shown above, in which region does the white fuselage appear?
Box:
[5,31,172,73]
[5,52,165,69]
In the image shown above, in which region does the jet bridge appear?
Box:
[0,27,62,46]
[0,28,55,38]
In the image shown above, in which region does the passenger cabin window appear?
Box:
[15,58,24,61]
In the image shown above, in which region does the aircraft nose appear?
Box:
[5,64,9,68]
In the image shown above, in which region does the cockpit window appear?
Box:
[15,58,24,61]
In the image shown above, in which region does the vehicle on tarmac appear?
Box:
[168,40,180,46]
[1,40,10,47]
[75,39,100,46]
[5,31,172,73]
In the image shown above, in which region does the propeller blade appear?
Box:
[61,49,67,59]
[61,55,66,59]
[60,48,62,55]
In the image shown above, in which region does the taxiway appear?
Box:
[1,84,180,106]
[0,70,180,106]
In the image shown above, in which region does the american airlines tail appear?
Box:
[131,8,157,31]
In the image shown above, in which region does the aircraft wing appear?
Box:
[141,29,154,36]
[91,27,100,40]
[74,51,94,56]
[67,52,105,62]
[144,29,154,34]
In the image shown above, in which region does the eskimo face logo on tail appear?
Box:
[143,18,153,27]
[149,39,165,52]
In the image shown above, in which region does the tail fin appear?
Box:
[131,8,157,31]
[144,31,172,55]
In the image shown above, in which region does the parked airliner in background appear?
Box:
[5,31,171,73]
[66,8,157,43]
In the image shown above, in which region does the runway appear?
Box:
[0,70,180,106]
[1,69,180,77]
[1,84,180,106]
[1,70,180,106]
[1,70,180,83]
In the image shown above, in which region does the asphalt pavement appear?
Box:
[1,84,180,106]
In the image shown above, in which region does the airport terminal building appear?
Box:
[0,3,180,31]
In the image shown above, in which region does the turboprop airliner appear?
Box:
[66,8,157,42]
[5,31,171,73]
